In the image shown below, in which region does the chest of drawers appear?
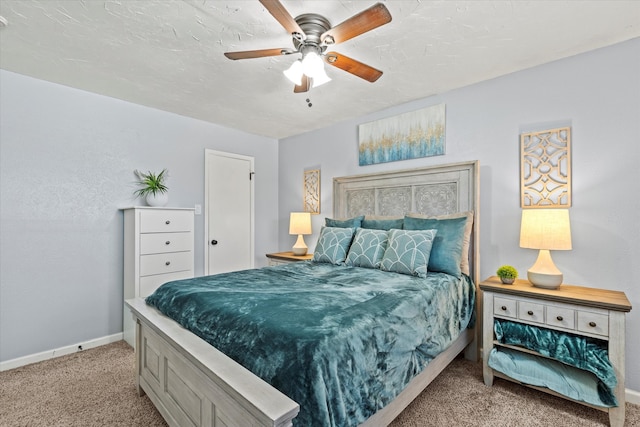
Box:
[480,277,631,427]
[123,207,195,347]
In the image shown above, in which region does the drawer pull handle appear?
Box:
[165,220,171,225]
[165,261,171,266]
[165,241,171,245]
[527,310,534,316]
[501,306,507,311]
[589,321,597,327]
[556,315,564,321]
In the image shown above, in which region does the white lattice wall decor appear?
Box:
[520,127,572,208]
[303,169,320,214]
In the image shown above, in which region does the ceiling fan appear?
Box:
[224,0,392,93]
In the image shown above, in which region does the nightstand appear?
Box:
[266,251,313,266]
[480,276,631,427]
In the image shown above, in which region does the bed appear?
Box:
[125,160,480,427]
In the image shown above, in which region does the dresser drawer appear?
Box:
[494,296,517,318]
[518,301,544,325]
[139,270,193,297]
[577,311,609,337]
[140,251,192,276]
[140,232,192,255]
[140,210,193,233]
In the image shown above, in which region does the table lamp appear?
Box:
[289,212,312,255]
[519,209,572,289]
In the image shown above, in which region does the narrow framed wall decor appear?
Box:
[358,104,446,166]
[303,169,320,214]
[520,127,571,208]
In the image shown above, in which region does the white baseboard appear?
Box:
[0,332,123,372]
[627,387,640,405]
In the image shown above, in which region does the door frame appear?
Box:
[204,149,255,275]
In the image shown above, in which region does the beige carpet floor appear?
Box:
[0,340,638,426]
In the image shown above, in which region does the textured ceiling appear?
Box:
[0,1,638,139]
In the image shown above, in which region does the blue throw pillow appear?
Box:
[312,226,355,265]
[361,217,404,231]
[403,215,467,277]
[380,229,437,278]
[345,228,389,269]
[325,215,364,229]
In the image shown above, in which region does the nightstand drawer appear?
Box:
[577,311,609,337]
[518,301,544,324]
[494,296,517,318]
[546,306,576,330]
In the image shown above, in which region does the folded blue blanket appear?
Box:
[494,319,616,389]
[492,319,617,407]
[488,348,617,407]
[146,262,474,426]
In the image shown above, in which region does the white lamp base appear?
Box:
[527,249,563,289]
[292,234,308,256]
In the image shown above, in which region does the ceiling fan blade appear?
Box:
[224,48,289,60]
[325,52,383,82]
[321,3,392,45]
[293,75,311,93]
[259,0,305,37]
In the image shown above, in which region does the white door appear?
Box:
[204,149,254,275]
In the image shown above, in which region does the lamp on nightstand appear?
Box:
[289,212,312,256]
[520,209,572,289]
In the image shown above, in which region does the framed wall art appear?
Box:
[520,126,571,208]
[358,104,446,166]
[303,169,320,214]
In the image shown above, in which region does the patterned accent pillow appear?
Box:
[312,226,355,265]
[345,228,389,269]
[325,215,364,228]
[403,215,468,277]
[380,229,437,278]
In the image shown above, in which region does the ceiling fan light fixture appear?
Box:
[283,59,303,86]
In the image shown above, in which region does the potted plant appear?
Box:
[134,169,169,207]
[496,265,518,284]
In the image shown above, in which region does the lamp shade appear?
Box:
[289,212,312,235]
[520,209,572,250]
[283,60,303,86]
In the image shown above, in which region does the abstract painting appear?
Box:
[358,104,445,166]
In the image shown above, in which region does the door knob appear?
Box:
[211,240,218,245]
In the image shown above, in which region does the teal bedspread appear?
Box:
[146,262,475,427]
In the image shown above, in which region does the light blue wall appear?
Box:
[278,39,640,390]
[0,70,279,361]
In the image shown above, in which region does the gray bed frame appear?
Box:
[126,160,480,427]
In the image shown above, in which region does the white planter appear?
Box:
[146,192,169,207]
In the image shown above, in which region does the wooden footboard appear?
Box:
[126,298,475,427]
[126,298,299,427]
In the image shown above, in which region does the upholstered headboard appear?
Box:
[333,161,479,284]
